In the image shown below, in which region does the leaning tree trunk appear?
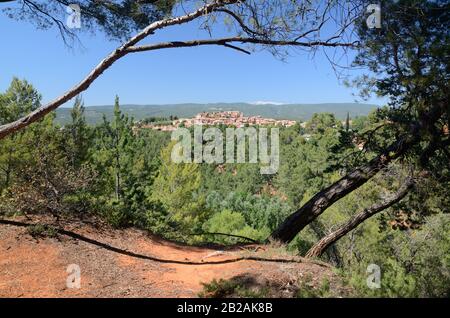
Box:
[305,178,414,259]
[309,220,342,266]
[0,1,239,141]
[270,128,419,243]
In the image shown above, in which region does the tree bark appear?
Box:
[270,127,420,243]
[305,178,414,259]
[309,220,341,266]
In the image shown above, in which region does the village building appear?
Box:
[171,111,296,128]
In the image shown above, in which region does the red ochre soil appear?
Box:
[0,216,335,298]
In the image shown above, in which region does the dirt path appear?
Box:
[0,217,334,298]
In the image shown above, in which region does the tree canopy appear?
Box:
[1,0,176,42]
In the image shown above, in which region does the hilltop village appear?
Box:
[138,111,297,131]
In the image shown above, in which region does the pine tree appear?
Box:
[92,95,134,202]
[112,95,122,200]
[65,95,90,168]
[345,112,350,132]
[0,78,41,193]
[151,141,207,231]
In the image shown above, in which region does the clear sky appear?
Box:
[0,6,384,107]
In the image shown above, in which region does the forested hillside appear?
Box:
[54,103,377,125]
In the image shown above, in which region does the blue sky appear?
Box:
[0,6,384,107]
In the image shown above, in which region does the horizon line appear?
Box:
[60,101,380,108]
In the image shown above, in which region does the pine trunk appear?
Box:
[305,178,414,258]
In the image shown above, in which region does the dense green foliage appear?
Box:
[54,103,377,125]
[2,0,176,42]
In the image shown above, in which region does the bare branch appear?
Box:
[125,37,358,54]
[0,0,239,139]
[215,7,266,37]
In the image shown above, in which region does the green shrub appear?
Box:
[203,210,266,244]
[199,278,269,298]
[26,224,58,238]
[296,276,333,298]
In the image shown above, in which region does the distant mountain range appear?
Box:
[55,102,378,125]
